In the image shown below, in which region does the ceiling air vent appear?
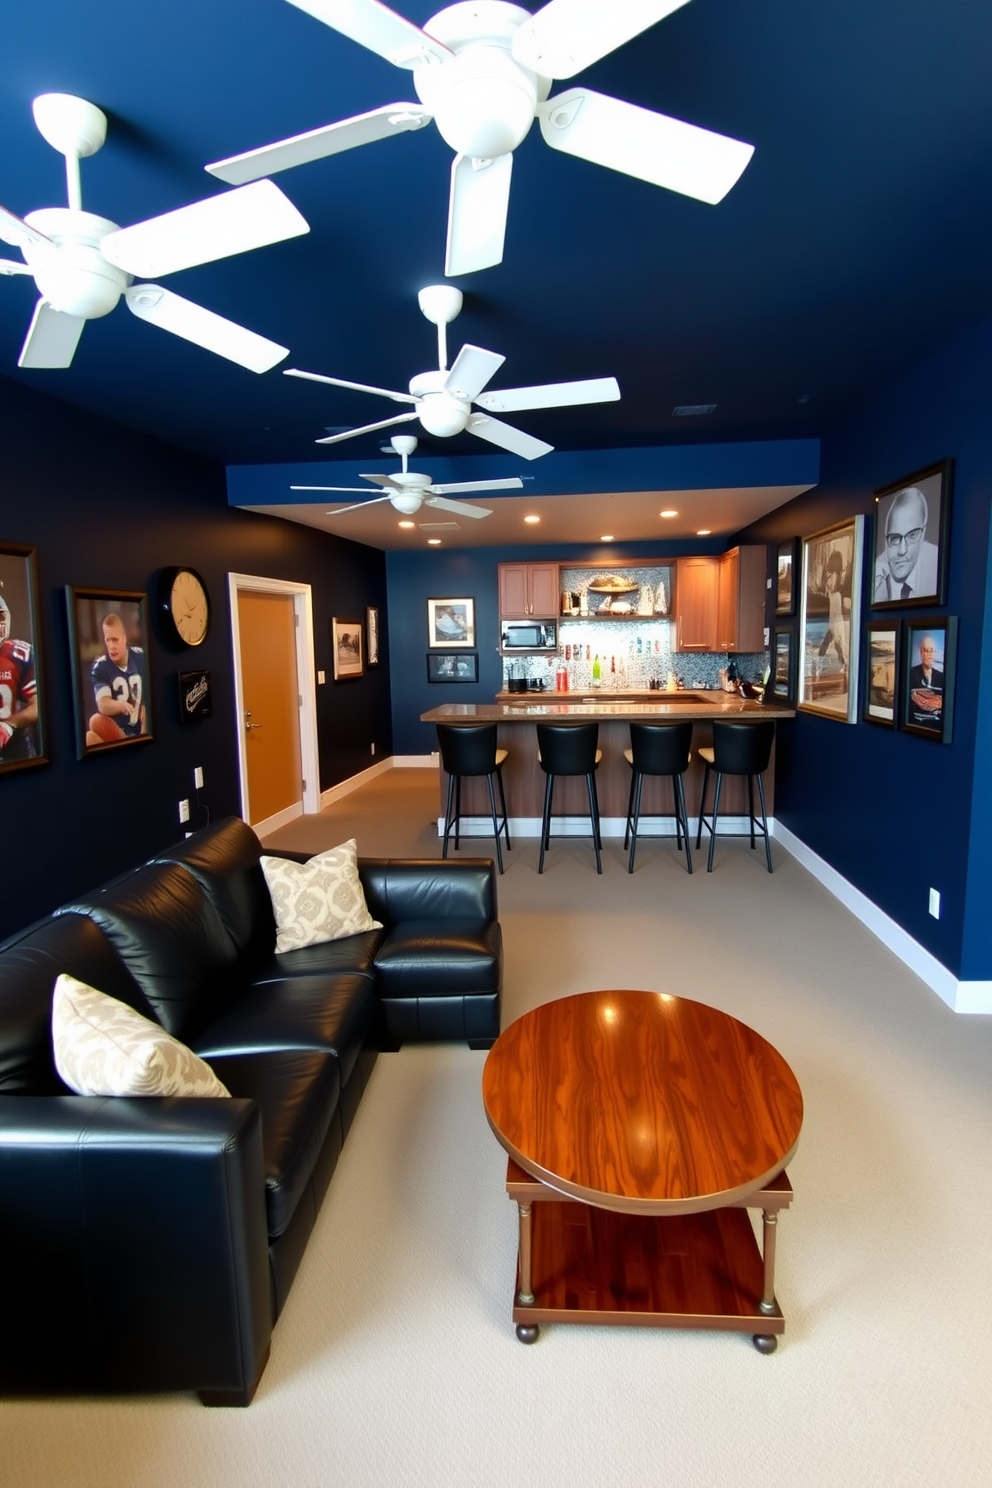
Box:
[419,521,461,531]
[672,403,717,417]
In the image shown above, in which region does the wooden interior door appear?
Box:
[237,590,303,827]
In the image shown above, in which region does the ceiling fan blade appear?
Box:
[206,103,433,185]
[290,484,385,492]
[476,375,620,413]
[100,181,309,279]
[513,0,690,79]
[444,152,513,277]
[539,88,753,204]
[124,285,289,372]
[0,258,35,276]
[284,367,416,404]
[314,411,420,444]
[17,298,85,368]
[424,495,493,519]
[1,204,53,251]
[466,413,554,461]
[324,495,397,516]
[357,474,398,488]
[430,478,524,495]
[445,343,505,401]
[286,0,452,68]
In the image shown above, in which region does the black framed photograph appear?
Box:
[66,587,153,758]
[427,596,475,648]
[427,651,479,683]
[770,627,795,701]
[775,539,797,616]
[872,459,952,609]
[798,515,864,724]
[901,617,956,742]
[366,605,379,667]
[0,540,48,776]
[331,617,363,680]
[863,621,899,729]
[178,668,212,724]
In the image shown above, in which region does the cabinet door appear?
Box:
[498,563,531,617]
[674,558,719,651]
[717,550,741,650]
[528,563,560,618]
[734,545,768,652]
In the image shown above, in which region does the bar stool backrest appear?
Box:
[536,722,600,776]
[436,723,499,777]
[711,719,775,775]
[628,721,694,775]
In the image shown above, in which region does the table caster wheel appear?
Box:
[515,1323,540,1344]
[752,1333,777,1354]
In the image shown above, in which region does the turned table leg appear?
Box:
[753,1207,780,1353]
[515,1200,539,1343]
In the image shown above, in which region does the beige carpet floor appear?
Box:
[4,767,991,1486]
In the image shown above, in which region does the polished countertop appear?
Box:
[422,690,795,723]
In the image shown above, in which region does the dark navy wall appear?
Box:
[386,537,725,757]
[1,376,391,938]
[734,315,992,979]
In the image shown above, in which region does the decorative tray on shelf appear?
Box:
[586,577,639,594]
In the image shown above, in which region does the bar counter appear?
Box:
[421,692,795,830]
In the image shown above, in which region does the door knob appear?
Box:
[244,711,263,732]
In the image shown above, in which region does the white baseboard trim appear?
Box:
[253,800,303,837]
[319,757,394,810]
[435,813,755,840]
[391,754,439,769]
[771,820,991,1015]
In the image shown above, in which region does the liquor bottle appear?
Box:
[592,654,601,686]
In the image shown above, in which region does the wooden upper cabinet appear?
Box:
[498,562,559,618]
[717,547,767,652]
[674,557,719,651]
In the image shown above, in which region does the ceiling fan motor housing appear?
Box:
[22,208,128,318]
[409,368,471,436]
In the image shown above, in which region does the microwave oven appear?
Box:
[501,621,557,651]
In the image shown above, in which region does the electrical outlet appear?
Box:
[178,799,190,824]
[193,766,204,790]
[929,888,941,919]
[317,670,326,685]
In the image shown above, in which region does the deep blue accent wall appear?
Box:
[735,316,992,979]
[1,376,391,939]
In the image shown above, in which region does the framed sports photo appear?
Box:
[67,587,153,758]
[798,515,864,724]
[331,617,363,680]
[901,617,956,743]
[427,597,475,648]
[0,540,48,776]
[863,621,899,729]
[770,627,795,702]
[775,539,797,616]
[871,459,952,609]
[366,605,379,667]
[427,651,479,683]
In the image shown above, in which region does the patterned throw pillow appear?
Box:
[52,974,230,1098]
[260,838,382,954]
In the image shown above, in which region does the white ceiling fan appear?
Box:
[206,0,754,277]
[0,93,310,371]
[291,433,521,517]
[284,282,619,459]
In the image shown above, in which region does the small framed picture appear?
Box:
[863,622,899,729]
[331,617,363,680]
[871,459,952,609]
[427,651,479,683]
[775,539,797,616]
[427,596,475,649]
[0,540,48,776]
[901,617,956,743]
[366,605,379,667]
[67,587,153,758]
[798,515,864,724]
[770,627,795,701]
[178,668,212,724]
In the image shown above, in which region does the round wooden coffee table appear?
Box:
[482,990,803,1350]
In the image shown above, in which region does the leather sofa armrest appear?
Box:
[359,858,498,925]
[0,1095,272,1404]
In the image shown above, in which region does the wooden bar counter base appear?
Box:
[482,991,803,1351]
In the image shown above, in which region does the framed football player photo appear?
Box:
[0,540,48,776]
[67,586,154,758]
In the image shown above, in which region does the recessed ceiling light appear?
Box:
[398,520,415,529]
[696,528,711,536]
[601,535,614,542]
[659,509,678,519]
[427,538,442,545]
[524,514,540,524]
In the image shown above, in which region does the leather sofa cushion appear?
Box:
[192,972,375,1087]
[207,1050,340,1239]
[252,930,383,984]
[373,919,502,997]
[58,862,238,1043]
[360,859,496,925]
[152,817,277,972]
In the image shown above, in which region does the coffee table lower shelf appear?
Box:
[505,1160,793,1352]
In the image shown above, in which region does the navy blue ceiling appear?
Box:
[2,0,990,467]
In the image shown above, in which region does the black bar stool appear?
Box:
[623,721,694,874]
[436,723,511,874]
[695,720,775,873]
[536,723,603,874]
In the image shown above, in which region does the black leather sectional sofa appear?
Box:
[0,816,501,1405]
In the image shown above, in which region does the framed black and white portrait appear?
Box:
[872,460,952,609]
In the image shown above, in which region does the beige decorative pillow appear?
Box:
[260,838,382,953]
[52,974,230,1098]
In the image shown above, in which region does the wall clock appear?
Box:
[158,566,210,647]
